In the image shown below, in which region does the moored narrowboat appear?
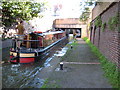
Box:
[10,30,67,64]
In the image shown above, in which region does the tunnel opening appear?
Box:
[55,28,82,38]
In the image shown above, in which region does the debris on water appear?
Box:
[30,67,43,77]
[45,52,49,56]
[11,67,18,72]
[11,64,21,73]
[11,64,20,68]
[45,64,51,67]
[26,67,42,77]
[44,57,53,68]
[26,78,45,88]
[54,47,68,57]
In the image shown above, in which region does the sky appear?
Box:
[30,0,93,32]
[47,0,84,18]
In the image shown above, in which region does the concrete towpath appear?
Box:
[26,38,112,88]
[45,38,112,88]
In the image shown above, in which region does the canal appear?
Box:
[2,38,69,88]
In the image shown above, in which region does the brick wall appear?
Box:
[90,2,120,66]
[92,2,112,20]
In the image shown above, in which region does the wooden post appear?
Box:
[26,34,30,48]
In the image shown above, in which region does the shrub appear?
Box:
[108,14,119,31]
[101,22,106,32]
[95,16,102,28]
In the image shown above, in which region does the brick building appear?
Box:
[90,2,120,66]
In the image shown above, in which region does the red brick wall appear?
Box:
[90,2,120,65]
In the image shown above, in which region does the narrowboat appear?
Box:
[10,30,67,64]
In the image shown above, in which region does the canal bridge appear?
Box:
[53,18,87,38]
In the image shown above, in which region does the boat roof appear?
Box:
[38,31,64,36]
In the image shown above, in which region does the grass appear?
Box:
[40,79,60,88]
[61,39,79,61]
[83,37,119,88]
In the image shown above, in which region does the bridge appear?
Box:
[53,18,87,38]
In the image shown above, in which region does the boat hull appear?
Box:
[10,37,68,64]
[10,57,35,64]
[10,52,36,64]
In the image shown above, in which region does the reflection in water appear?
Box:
[2,38,68,88]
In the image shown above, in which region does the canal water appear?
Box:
[2,38,69,88]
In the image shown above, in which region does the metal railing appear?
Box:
[12,38,42,52]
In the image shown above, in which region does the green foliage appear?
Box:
[100,59,119,88]
[86,1,95,6]
[108,14,119,31]
[101,22,106,32]
[79,0,95,22]
[90,22,93,26]
[108,17,115,30]
[61,40,78,61]
[83,37,119,88]
[95,16,102,28]
[2,1,46,27]
[79,7,90,22]
[83,37,88,41]
[41,79,60,88]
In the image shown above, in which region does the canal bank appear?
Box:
[26,38,112,88]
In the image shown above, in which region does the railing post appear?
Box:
[15,38,18,51]
[30,37,32,52]
[16,47,20,63]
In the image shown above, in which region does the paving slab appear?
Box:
[27,38,112,88]
[48,64,112,88]
[47,38,112,88]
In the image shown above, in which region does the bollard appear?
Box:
[60,62,63,70]
[71,45,73,49]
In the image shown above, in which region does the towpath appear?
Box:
[27,38,112,88]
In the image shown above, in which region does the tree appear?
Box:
[79,7,90,22]
[79,0,95,22]
[2,1,46,27]
[1,1,47,40]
